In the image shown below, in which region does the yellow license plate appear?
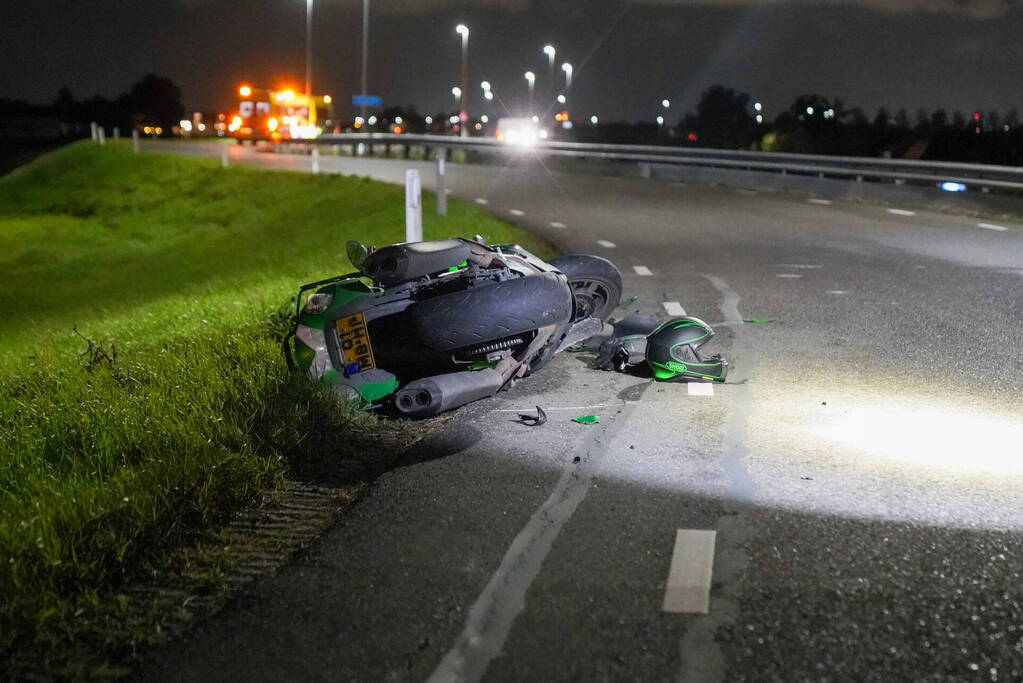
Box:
[336,312,376,371]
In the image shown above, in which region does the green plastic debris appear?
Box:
[572,415,600,424]
[743,317,776,324]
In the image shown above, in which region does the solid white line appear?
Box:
[807,198,833,205]
[474,197,489,205]
[549,221,567,229]
[825,290,848,295]
[887,208,916,217]
[633,265,653,276]
[977,222,1009,232]
[663,301,687,316]
[662,529,716,614]
[597,239,617,248]
[509,209,525,216]
[493,404,622,413]
[687,383,714,397]
[776,273,802,279]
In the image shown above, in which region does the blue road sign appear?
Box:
[352,95,382,107]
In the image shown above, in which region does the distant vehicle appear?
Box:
[494,118,549,145]
[228,85,333,141]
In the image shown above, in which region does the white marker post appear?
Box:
[436,152,447,217]
[311,147,320,174]
[220,145,229,168]
[132,129,140,154]
[405,169,423,242]
[90,122,98,142]
[97,126,106,145]
[112,126,120,140]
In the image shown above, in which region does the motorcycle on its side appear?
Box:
[284,237,623,417]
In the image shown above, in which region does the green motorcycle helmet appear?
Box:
[646,316,729,382]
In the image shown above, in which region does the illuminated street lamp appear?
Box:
[480,81,491,93]
[524,71,535,115]
[543,45,556,100]
[484,90,494,101]
[561,62,573,93]
[305,0,314,97]
[656,115,665,126]
[662,99,670,109]
[456,24,469,137]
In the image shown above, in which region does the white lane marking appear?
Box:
[494,404,622,413]
[662,529,717,614]
[633,265,653,276]
[509,209,525,216]
[549,221,567,229]
[687,383,714,397]
[777,264,823,269]
[597,239,617,248]
[705,275,743,325]
[776,273,802,279]
[977,222,1009,231]
[807,198,833,205]
[474,197,489,205]
[429,402,643,683]
[670,181,688,188]
[887,208,916,217]
[734,189,757,196]
[826,290,848,295]
[663,301,687,316]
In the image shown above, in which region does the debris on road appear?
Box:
[743,317,777,324]
[518,406,548,426]
[572,415,600,424]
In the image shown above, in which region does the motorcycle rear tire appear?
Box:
[550,255,623,322]
[409,272,573,353]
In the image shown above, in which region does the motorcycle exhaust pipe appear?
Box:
[394,369,504,418]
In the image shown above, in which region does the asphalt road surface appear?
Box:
[138,141,1023,682]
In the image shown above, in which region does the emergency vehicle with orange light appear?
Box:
[229,85,334,140]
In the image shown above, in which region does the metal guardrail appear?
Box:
[312,133,1023,193]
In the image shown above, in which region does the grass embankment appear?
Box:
[0,142,552,663]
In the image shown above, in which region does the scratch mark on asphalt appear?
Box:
[428,385,651,683]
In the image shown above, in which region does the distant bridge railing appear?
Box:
[308,133,1023,194]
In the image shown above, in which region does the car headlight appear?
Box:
[304,292,333,314]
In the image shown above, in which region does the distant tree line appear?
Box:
[572,85,1023,165]
[0,74,185,135]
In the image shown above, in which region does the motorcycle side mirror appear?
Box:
[346,240,369,270]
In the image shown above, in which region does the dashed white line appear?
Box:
[977,222,1009,232]
[597,239,616,248]
[549,221,567,229]
[734,189,758,196]
[807,198,833,205]
[825,290,848,295]
[509,209,525,216]
[687,383,714,397]
[633,265,653,276]
[662,529,716,614]
[777,264,823,269]
[776,273,802,279]
[887,208,916,217]
[662,301,687,316]
[474,197,489,205]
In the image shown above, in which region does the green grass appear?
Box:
[0,141,553,661]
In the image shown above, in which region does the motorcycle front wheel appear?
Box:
[550,255,624,322]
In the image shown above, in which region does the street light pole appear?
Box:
[524,71,535,116]
[543,45,555,106]
[360,0,369,120]
[456,24,469,138]
[305,0,313,98]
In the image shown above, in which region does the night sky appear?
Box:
[4,0,1022,122]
